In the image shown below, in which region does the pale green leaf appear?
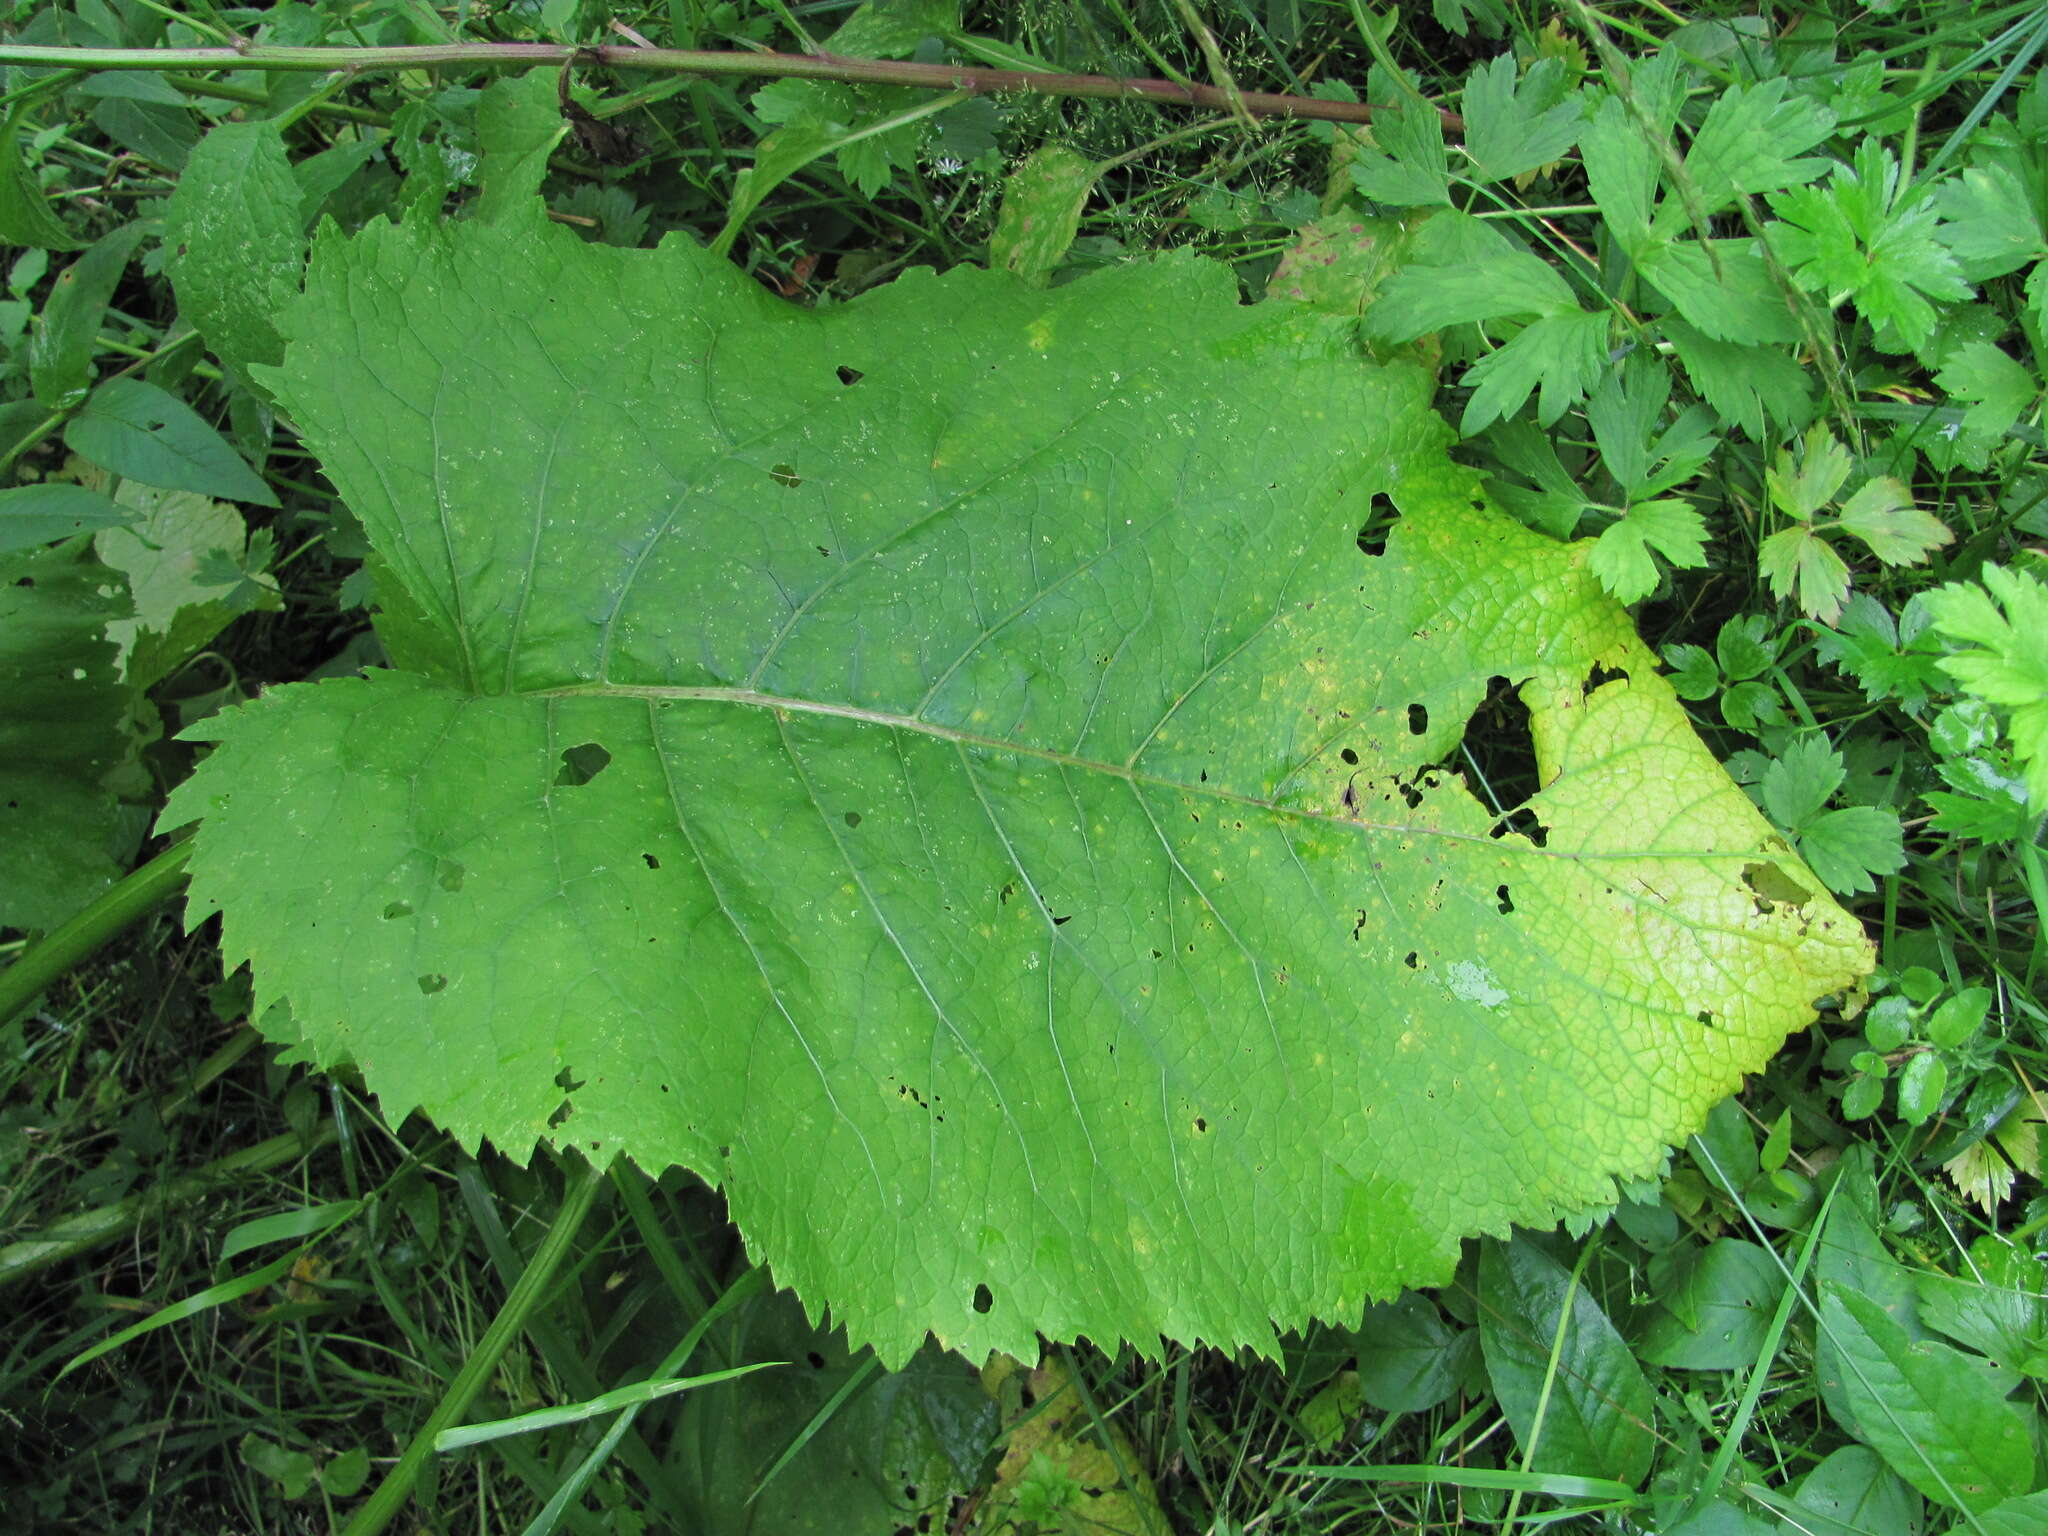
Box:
[1950,1490,2048,1536]
[1835,477,1952,567]
[1361,253,1577,341]
[161,204,1872,1363]
[93,482,274,692]
[1922,564,2048,807]
[1655,77,1834,234]
[1935,342,2039,447]
[1816,1282,2036,1512]
[1578,95,1656,257]
[474,71,568,228]
[1588,500,1708,604]
[1662,320,1815,439]
[1460,54,1585,184]
[1639,240,1800,346]
[1761,735,1845,830]
[0,542,131,929]
[1459,307,1609,431]
[1796,806,1906,897]
[1349,65,1449,207]
[990,146,1101,287]
[1757,526,1852,624]
[1935,164,2048,281]
[1479,1235,1655,1485]
[1767,427,1855,521]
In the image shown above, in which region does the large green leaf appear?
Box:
[161,202,1871,1362]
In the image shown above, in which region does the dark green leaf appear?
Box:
[1816,1282,2036,1512]
[1637,1238,1784,1369]
[61,378,277,506]
[0,542,133,929]
[1352,1294,1471,1412]
[1786,1445,1923,1536]
[29,223,151,410]
[1916,1240,2048,1374]
[0,483,137,552]
[1479,1236,1655,1486]
[0,106,83,250]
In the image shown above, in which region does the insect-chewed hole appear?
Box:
[1340,747,1359,765]
[1403,950,1420,969]
[383,900,413,920]
[843,811,862,828]
[769,462,802,488]
[972,1283,994,1315]
[1355,492,1400,556]
[554,742,612,787]
[1583,661,1631,697]
[437,859,466,892]
[417,973,447,995]
[642,852,660,869]
[835,365,863,386]
[1495,884,1514,914]
[1407,703,1428,736]
[1490,805,1550,847]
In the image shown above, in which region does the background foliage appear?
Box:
[1,1,2044,1532]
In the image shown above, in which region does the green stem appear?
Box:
[340,1159,607,1536]
[0,842,192,1029]
[0,1121,336,1287]
[0,42,1392,125]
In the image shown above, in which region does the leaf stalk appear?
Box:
[0,841,192,1029]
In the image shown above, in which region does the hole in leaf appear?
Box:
[554,742,612,786]
[770,462,802,488]
[383,901,413,920]
[807,1351,827,1369]
[1582,661,1630,696]
[1340,747,1359,765]
[13,576,32,588]
[1495,884,1513,914]
[1462,676,1540,805]
[972,1283,994,1314]
[1352,909,1369,939]
[836,365,863,385]
[1194,1116,1208,1133]
[1407,703,1428,736]
[1403,950,1420,969]
[437,859,466,892]
[1052,914,1071,926]
[844,811,862,828]
[418,973,447,995]
[1490,805,1549,847]
[642,852,660,869]
[1355,492,1399,556]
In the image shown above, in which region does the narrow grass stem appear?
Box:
[0,43,1413,126]
[0,842,192,1029]
[340,1159,607,1536]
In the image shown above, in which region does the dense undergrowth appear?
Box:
[1,1,2045,1532]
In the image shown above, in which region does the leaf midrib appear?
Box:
[536,681,1752,866]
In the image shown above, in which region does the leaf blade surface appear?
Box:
[164,213,1872,1361]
